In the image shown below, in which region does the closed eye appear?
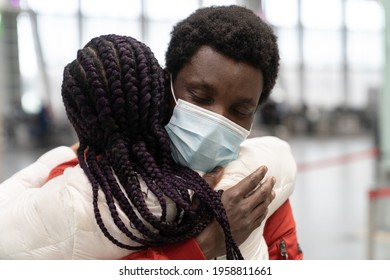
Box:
[188,90,213,105]
[231,103,257,118]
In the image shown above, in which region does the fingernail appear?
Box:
[271,177,276,184]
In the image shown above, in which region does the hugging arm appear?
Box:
[196,166,275,259]
[44,158,275,260]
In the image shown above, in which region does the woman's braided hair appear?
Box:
[61,34,242,259]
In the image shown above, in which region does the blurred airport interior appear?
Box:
[0,0,390,259]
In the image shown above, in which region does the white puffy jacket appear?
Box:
[0,136,296,259]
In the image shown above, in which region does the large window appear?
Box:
[14,0,243,118]
[263,0,384,110]
[10,0,386,118]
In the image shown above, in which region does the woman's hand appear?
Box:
[196,166,275,259]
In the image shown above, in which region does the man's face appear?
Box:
[170,46,264,130]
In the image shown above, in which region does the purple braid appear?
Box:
[61,34,243,259]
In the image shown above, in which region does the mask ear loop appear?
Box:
[248,121,254,133]
[170,74,178,104]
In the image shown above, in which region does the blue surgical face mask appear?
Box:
[165,77,251,172]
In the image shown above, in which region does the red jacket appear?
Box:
[46,158,303,260]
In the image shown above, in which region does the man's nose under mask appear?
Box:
[165,78,250,172]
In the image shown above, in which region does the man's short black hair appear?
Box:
[165,5,280,104]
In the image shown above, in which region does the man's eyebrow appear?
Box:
[233,97,258,106]
[187,79,216,93]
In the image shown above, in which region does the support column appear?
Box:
[0,3,21,178]
[380,0,390,180]
[0,8,21,113]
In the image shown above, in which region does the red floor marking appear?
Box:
[297,147,379,172]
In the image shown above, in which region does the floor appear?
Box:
[0,127,388,260]
[288,135,382,260]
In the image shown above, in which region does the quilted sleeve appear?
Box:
[0,146,76,204]
[0,147,77,259]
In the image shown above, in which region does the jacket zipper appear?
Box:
[279,239,288,260]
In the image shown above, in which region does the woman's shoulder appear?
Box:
[239,136,295,167]
[241,136,291,151]
[218,136,296,190]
